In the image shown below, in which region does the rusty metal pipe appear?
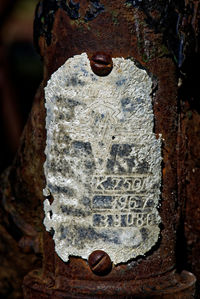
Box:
[7,0,196,297]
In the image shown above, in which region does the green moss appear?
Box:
[111,11,119,25]
[159,45,170,56]
[70,18,91,30]
[124,2,132,8]
[187,111,193,120]
[126,56,135,61]
[142,53,149,63]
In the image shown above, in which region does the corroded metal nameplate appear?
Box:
[43,53,162,264]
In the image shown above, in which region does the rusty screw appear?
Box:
[90,52,113,76]
[88,250,112,275]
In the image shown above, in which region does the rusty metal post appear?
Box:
[1,0,198,298]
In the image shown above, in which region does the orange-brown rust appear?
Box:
[23,0,196,296]
[23,1,187,295]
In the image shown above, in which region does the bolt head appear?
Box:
[88,250,112,275]
[90,52,113,76]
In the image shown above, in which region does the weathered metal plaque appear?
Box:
[43,53,162,264]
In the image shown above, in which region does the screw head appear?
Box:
[90,52,113,76]
[88,250,112,275]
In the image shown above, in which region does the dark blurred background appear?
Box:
[0,0,43,173]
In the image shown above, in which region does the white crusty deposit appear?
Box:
[43,53,162,264]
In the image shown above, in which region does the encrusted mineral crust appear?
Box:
[43,53,162,264]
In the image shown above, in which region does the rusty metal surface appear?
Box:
[23,0,192,296]
[23,269,196,298]
[176,0,200,293]
[34,0,179,286]
[178,68,200,294]
[183,108,200,292]
[0,0,199,297]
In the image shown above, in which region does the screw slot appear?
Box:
[90,52,113,77]
[88,250,112,276]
